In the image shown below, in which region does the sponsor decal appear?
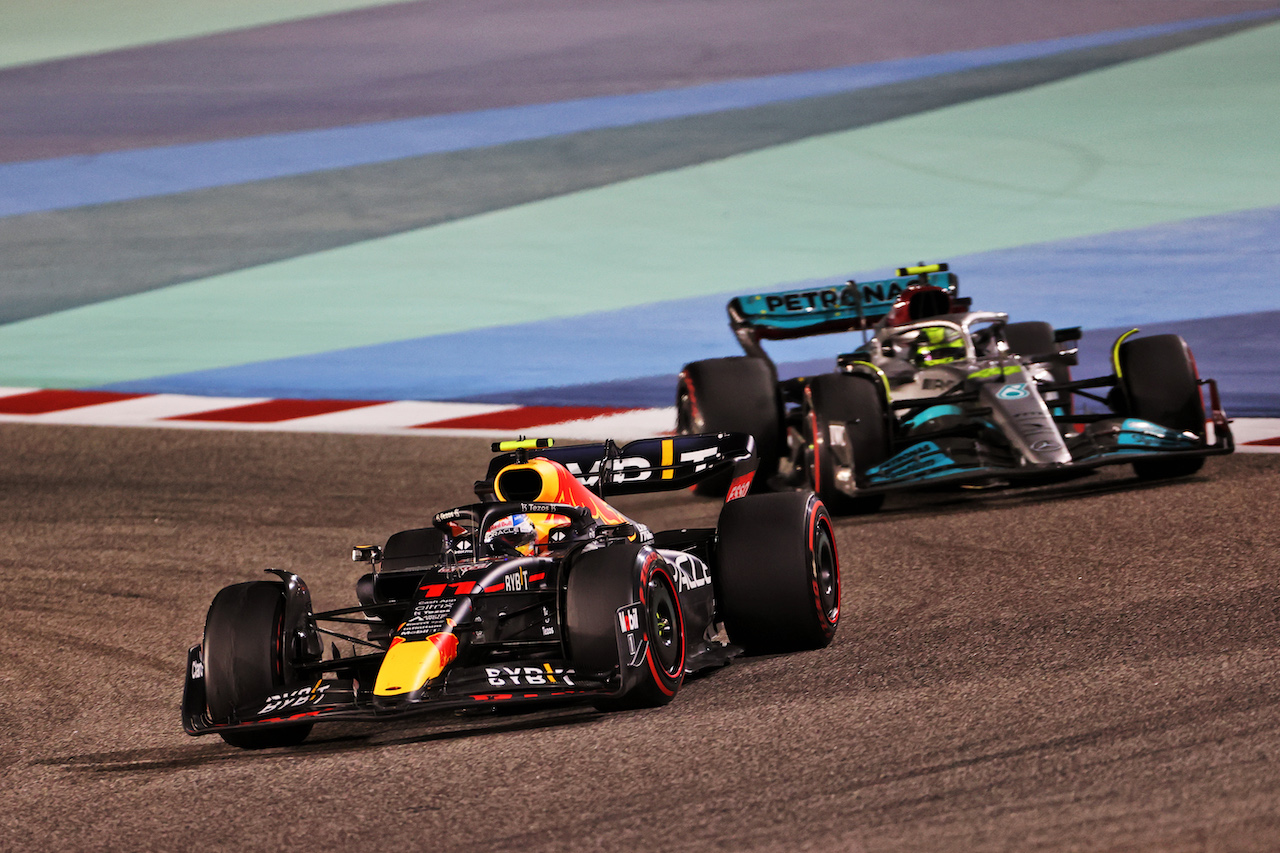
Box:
[504,567,529,592]
[563,445,724,488]
[564,460,604,488]
[666,552,712,593]
[996,383,1030,400]
[565,457,657,486]
[857,281,905,304]
[759,282,903,314]
[725,472,753,501]
[434,508,468,524]
[1030,440,1060,452]
[257,681,329,715]
[190,658,204,680]
[400,597,456,637]
[617,603,646,667]
[484,664,576,688]
[764,289,843,313]
[678,446,719,473]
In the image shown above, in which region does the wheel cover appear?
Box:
[811,516,840,624]
[647,574,683,676]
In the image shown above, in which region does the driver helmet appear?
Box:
[912,325,964,366]
[484,513,538,556]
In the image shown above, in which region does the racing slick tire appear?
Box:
[677,357,781,495]
[1117,334,1206,479]
[805,374,889,514]
[716,492,840,654]
[203,581,315,749]
[565,543,685,710]
[1005,321,1072,387]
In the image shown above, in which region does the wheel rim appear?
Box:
[811,517,839,624]
[647,575,683,676]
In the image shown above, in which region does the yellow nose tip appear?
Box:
[374,632,459,696]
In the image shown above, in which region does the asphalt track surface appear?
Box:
[3,422,1278,852]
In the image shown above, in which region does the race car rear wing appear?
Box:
[480,433,757,499]
[728,265,964,359]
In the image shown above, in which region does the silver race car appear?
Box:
[677,263,1233,513]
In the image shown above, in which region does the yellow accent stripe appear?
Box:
[496,438,553,451]
[846,361,892,403]
[897,262,946,275]
[967,364,1022,379]
[661,438,674,479]
[1112,328,1140,379]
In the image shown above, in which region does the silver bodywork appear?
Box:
[809,310,1225,496]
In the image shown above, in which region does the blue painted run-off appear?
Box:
[3,10,1278,218]
[99,204,1280,417]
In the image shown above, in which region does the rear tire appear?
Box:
[1004,321,1055,360]
[717,492,840,654]
[1006,321,1072,418]
[805,374,889,514]
[203,581,314,749]
[1005,320,1072,388]
[677,357,781,495]
[1117,335,1206,479]
[565,543,685,710]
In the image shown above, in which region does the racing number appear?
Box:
[418,582,479,597]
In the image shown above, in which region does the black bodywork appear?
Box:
[183,434,765,739]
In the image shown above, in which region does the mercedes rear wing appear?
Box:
[728,265,964,359]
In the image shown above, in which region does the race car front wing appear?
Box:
[855,377,1233,493]
[182,645,620,737]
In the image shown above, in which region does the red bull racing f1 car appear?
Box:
[183,433,839,749]
[677,263,1233,514]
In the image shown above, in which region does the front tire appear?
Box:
[805,374,889,514]
[716,492,840,654]
[565,543,685,710]
[1116,334,1206,479]
[677,357,781,494]
[203,581,314,749]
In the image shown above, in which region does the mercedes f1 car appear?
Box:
[677,263,1233,514]
[183,434,839,749]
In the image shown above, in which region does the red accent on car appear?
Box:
[725,472,754,501]
[881,284,956,327]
